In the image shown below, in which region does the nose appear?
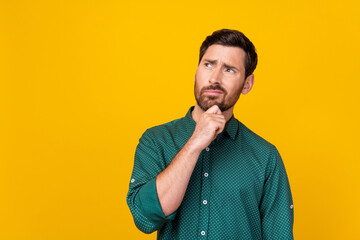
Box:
[209,67,222,84]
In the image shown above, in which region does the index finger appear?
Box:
[206,105,222,115]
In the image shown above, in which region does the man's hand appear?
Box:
[156,105,226,216]
[188,105,226,152]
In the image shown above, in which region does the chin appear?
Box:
[199,102,227,112]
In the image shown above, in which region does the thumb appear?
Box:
[206,105,222,114]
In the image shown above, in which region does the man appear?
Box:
[127,29,294,239]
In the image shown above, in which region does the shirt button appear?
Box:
[130,179,135,183]
[290,204,294,209]
[205,147,210,151]
[203,200,207,205]
[204,173,209,177]
[201,231,206,236]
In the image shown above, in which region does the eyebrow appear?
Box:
[203,59,240,72]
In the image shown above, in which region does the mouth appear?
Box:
[203,90,224,96]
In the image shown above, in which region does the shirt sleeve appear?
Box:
[260,146,294,239]
[126,129,177,234]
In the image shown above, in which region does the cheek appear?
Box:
[195,68,212,83]
[195,72,207,90]
[226,82,243,96]
[195,71,203,83]
[194,78,201,97]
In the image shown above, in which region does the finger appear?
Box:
[215,124,225,135]
[206,105,222,114]
[204,113,226,122]
[209,118,226,134]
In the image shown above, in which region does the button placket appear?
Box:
[198,146,212,238]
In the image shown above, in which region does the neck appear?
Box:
[191,103,234,123]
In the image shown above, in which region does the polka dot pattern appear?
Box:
[127,107,294,239]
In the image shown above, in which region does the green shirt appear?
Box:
[127,107,294,239]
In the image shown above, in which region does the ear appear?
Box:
[241,74,254,94]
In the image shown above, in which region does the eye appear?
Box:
[204,62,212,68]
[226,68,235,73]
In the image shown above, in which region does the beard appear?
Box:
[194,81,243,112]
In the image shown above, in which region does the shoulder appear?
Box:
[238,120,274,148]
[139,106,195,144]
[236,120,283,176]
[141,115,188,143]
[236,119,280,162]
[138,115,193,156]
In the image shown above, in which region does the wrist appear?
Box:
[185,136,205,154]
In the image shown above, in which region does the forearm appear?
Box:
[156,105,226,217]
[156,137,202,216]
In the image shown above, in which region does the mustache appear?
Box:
[200,84,227,95]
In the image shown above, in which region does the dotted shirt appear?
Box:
[127,107,294,239]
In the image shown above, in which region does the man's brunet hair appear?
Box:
[199,29,258,78]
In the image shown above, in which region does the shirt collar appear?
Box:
[184,106,196,134]
[184,106,238,140]
[224,115,238,140]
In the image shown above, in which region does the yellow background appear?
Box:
[1,0,359,239]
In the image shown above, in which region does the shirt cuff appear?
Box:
[136,178,177,226]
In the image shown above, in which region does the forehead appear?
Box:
[202,44,246,70]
